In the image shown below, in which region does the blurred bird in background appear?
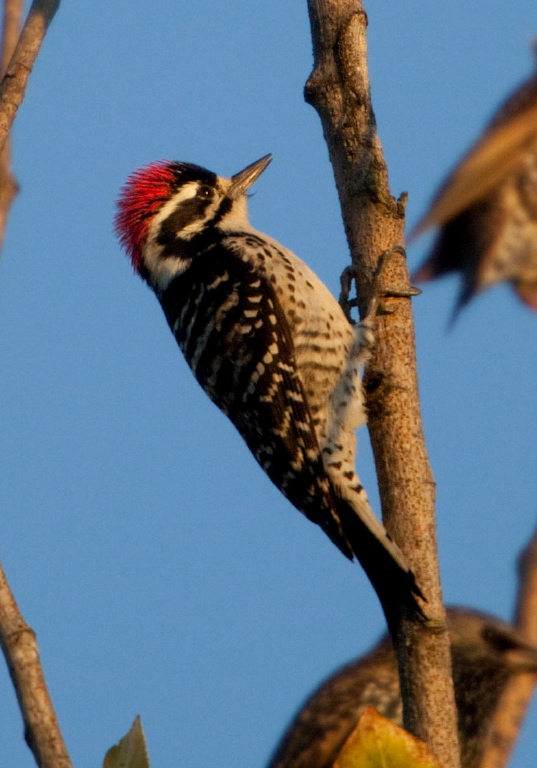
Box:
[412,62,537,320]
[267,607,537,768]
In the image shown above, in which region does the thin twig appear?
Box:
[0,1,69,764]
[0,0,60,154]
[304,3,459,766]
[0,0,23,78]
[480,529,537,768]
[0,0,23,252]
[0,561,73,768]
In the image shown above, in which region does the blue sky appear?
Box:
[1,1,537,766]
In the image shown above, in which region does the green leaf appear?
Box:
[103,716,150,768]
[334,706,444,768]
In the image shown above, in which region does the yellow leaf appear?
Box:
[334,706,444,768]
[103,716,150,768]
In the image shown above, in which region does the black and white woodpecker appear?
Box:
[115,154,422,616]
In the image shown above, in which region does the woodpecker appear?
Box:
[267,607,537,768]
[115,155,421,616]
[412,68,537,319]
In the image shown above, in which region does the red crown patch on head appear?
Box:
[115,161,177,273]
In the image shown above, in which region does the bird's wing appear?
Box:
[160,240,353,557]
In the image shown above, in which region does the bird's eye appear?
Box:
[198,185,214,200]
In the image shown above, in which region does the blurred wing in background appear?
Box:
[412,65,537,318]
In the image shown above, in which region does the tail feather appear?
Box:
[337,498,425,619]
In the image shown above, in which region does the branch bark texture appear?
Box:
[305,3,459,767]
[0,562,73,768]
[0,0,59,154]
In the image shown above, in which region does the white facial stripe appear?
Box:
[149,181,200,235]
[181,217,212,238]
[143,240,192,291]
[141,177,251,292]
[142,180,208,292]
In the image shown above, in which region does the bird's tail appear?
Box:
[336,496,425,621]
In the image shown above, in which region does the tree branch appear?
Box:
[0,561,73,768]
[304,3,459,767]
[480,528,537,768]
[0,0,22,72]
[0,0,60,154]
[0,3,70,764]
[0,0,23,253]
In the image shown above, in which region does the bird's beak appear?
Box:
[228,154,272,198]
[504,641,537,672]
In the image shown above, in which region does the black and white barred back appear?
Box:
[116,155,421,615]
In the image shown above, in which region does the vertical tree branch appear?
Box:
[304,3,460,767]
[0,562,73,768]
[0,0,23,252]
[0,2,69,764]
[480,529,537,768]
[0,0,60,154]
